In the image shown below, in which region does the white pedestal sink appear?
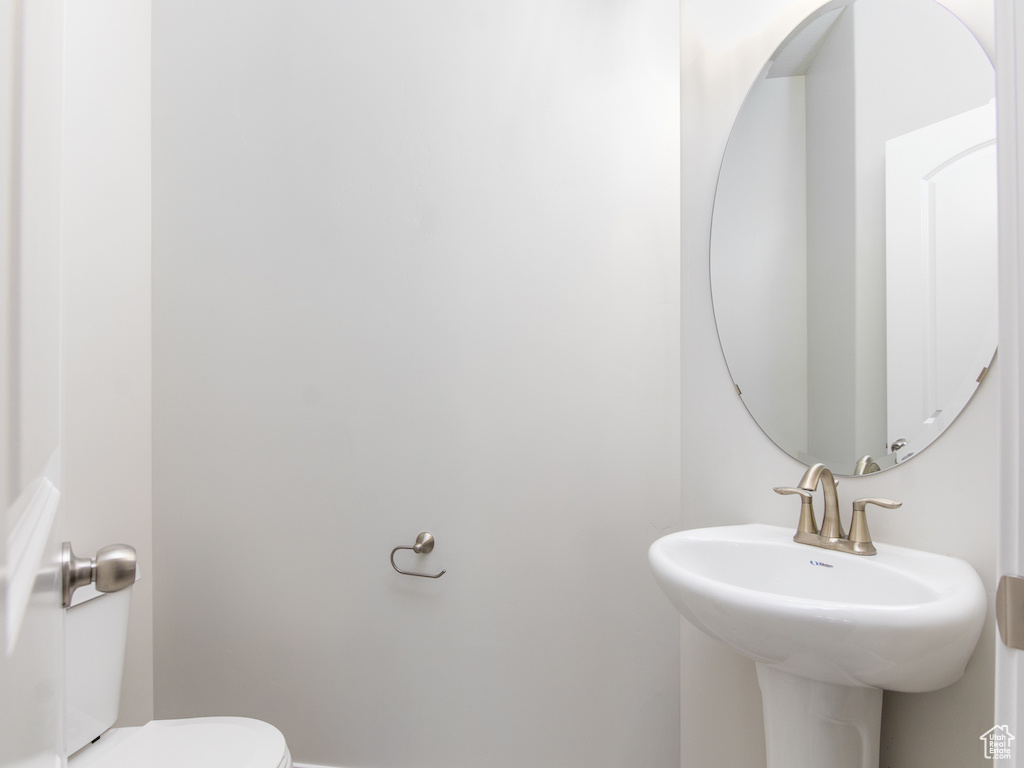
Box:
[649,524,986,768]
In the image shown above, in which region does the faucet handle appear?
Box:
[774,486,811,498]
[853,497,902,510]
[840,497,902,556]
[774,486,819,541]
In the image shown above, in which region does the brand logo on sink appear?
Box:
[809,560,834,569]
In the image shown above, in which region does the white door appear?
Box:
[1,1,68,766]
[884,100,998,463]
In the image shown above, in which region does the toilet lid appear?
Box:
[72,717,291,768]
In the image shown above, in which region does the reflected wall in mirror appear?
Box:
[711,0,996,475]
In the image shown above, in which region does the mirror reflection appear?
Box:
[711,0,996,475]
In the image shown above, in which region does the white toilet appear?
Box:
[65,579,293,768]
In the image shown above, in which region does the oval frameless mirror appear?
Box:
[710,0,996,476]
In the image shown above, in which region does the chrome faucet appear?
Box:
[774,462,902,556]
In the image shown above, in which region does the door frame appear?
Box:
[996,0,1024,760]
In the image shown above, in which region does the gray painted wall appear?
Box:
[60,0,153,728]
[152,2,681,766]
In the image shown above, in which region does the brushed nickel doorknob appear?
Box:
[62,542,137,608]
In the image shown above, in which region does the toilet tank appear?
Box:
[64,580,135,756]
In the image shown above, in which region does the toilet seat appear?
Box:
[69,717,292,768]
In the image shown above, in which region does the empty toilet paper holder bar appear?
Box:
[390,532,446,579]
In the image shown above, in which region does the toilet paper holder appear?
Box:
[390,532,446,579]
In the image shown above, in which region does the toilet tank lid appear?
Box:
[68,568,141,608]
[73,717,289,768]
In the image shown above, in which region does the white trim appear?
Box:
[996,0,1024,761]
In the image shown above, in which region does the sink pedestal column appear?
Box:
[757,664,882,768]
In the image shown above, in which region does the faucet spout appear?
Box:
[798,463,844,541]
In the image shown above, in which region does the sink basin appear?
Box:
[648,523,986,692]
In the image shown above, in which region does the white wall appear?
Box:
[680,0,998,766]
[152,2,681,767]
[60,0,153,727]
